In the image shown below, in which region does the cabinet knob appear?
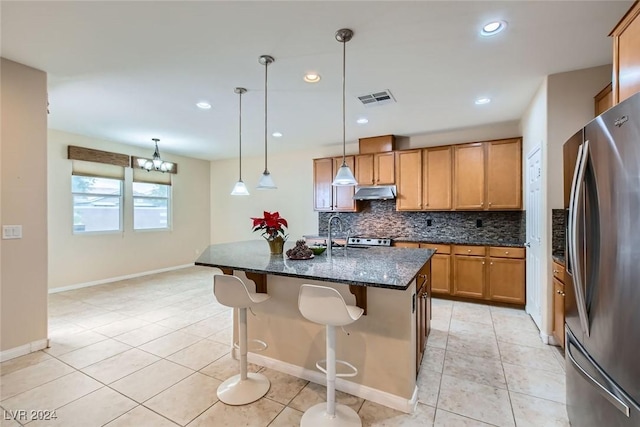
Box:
[481,202,484,206]
[553,270,558,274]
[490,262,493,265]
[505,251,509,255]
[467,249,471,253]
[489,202,492,206]
[482,261,485,265]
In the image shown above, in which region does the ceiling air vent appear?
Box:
[357,90,396,107]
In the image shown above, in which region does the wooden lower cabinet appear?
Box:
[416,260,431,372]
[552,260,566,349]
[452,255,485,299]
[488,257,525,304]
[553,278,566,349]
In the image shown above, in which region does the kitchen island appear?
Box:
[195,240,434,412]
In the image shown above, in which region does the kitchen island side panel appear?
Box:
[235,272,417,400]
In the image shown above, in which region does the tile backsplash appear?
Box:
[552,209,566,257]
[318,200,525,244]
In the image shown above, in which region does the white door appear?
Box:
[526,145,543,329]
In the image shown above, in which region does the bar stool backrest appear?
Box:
[214,274,253,309]
[298,284,358,327]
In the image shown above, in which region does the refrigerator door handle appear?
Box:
[567,332,631,417]
[566,142,584,278]
[569,140,590,336]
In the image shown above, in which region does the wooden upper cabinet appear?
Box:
[594,83,613,116]
[486,138,522,210]
[356,152,395,185]
[423,146,452,210]
[333,156,357,211]
[375,152,395,184]
[396,150,423,211]
[454,143,485,210]
[313,156,357,212]
[359,135,395,154]
[314,158,333,211]
[355,154,375,185]
[611,1,640,104]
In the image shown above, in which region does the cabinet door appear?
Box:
[396,150,423,211]
[488,257,525,304]
[416,259,431,373]
[375,152,395,184]
[453,143,485,210]
[416,281,426,371]
[486,139,522,210]
[423,146,452,210]
[615,5,640,103]
[594,83,613,116]
[355,154,374,185]
[452,255,485,299]
[333,156,357,211]
[428,253,451,295]
[553,278,565,349]
[314,158,333,211]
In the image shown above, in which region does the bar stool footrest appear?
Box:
[233,339,268,353]
[315,359,358,377]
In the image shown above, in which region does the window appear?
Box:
[72,176,123,233]
[133,182,171,230]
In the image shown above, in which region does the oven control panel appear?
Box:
[347,237,391,247]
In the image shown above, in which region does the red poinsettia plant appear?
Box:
[251,211,288,241]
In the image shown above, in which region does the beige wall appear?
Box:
[519,64,611,338]
[547,64,611,208]
[1,58,48,352]
[48,130,211,290]
[210,123,522,243]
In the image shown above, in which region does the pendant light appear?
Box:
[231,87,250,196]
[137,138,174,173]
[332,28,358,186]
[256,55,277,190]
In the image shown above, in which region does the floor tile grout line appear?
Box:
[491,305,519,427]
[508,388,566,406]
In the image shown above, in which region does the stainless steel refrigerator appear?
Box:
[564,91,640,426]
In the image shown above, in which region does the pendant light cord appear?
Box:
[239,90,243,180]
[342,37,347,166]
[264,59,269,173]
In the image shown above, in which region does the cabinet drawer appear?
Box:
[420,243,451,254]
[553,261,565,283]
[489,247,525,259]
[453,245,486,256]
[394,242,420,248]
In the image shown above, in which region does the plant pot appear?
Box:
[267,236,285,255]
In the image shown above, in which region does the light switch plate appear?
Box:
[2,225,22,239]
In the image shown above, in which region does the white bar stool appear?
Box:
[213,274,271,405]
[298,284,364,427]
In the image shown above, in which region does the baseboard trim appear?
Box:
[48,263,195,294]
[1,339,49,362]
[248,352,416,413]
[540,331,551,345]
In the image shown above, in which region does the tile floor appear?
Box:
[0,266,569,426]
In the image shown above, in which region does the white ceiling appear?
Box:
[1,1,632,160]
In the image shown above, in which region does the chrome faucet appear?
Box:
[327,215,343,258]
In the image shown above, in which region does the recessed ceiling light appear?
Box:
[475,97,491,105]
[356,118,369,124]
[303,73,321,83]
[196,101,212,109]
[272,132,283,138]
[481,20,507,36]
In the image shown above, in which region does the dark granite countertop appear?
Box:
[392,237,525,248]
[195,240,434,290]
[552,254,566,265]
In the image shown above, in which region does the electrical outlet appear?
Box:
[2,225,22,239]
[476,219,483,228]
[426,219,432,227]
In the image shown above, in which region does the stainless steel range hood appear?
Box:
[353,185,396,200]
